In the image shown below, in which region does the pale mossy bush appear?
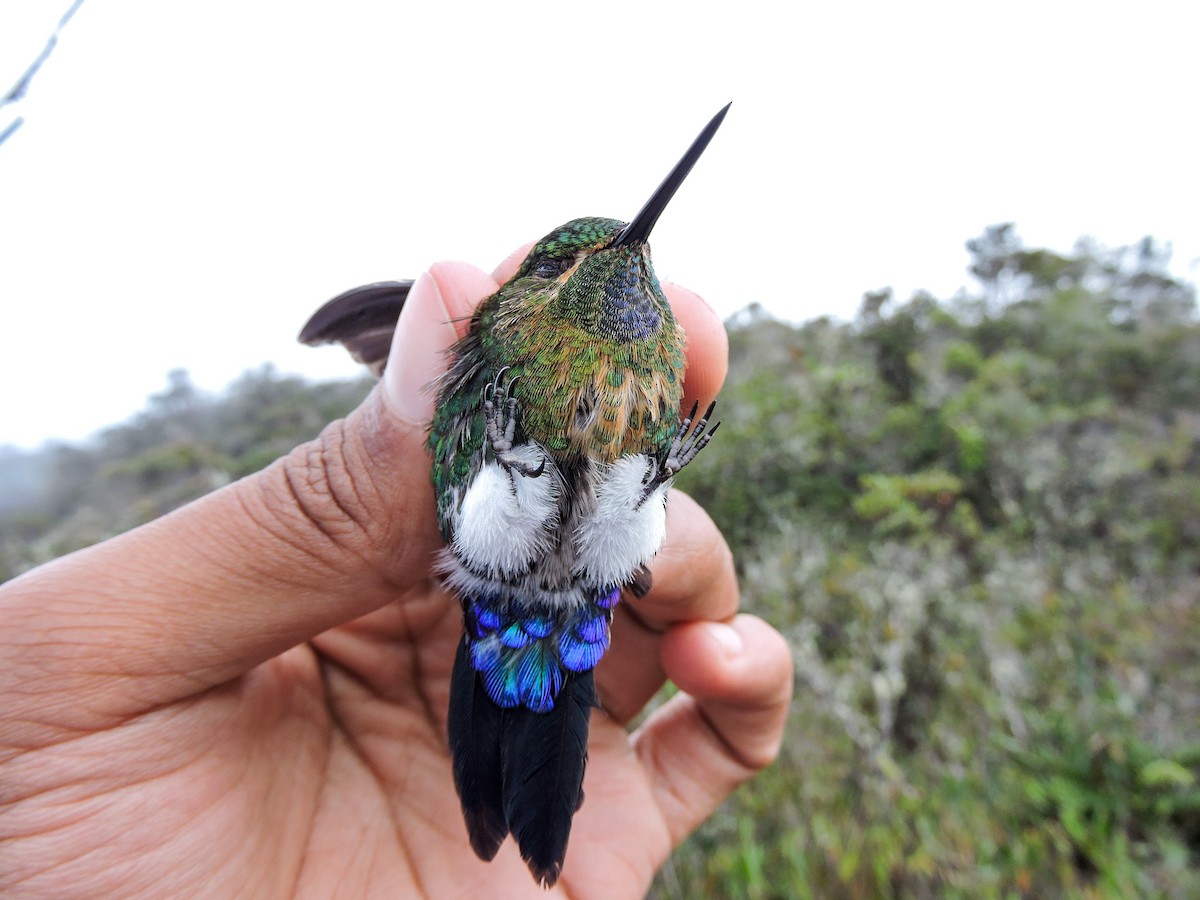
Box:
[665,229,1199,898]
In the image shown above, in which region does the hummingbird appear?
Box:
[299,104,729,887]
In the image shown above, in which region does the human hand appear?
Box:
[0,250,794,898]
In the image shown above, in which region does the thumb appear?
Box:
[0,263,499,726]
[382,262,500,423]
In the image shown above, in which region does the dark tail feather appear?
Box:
[297,280,412,376]
[502,671,595,888]
[628,563,653,599]
[448,637,508,860]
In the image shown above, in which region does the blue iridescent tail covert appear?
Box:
[465,588,620,713]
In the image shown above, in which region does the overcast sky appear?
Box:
[2,1,1197,449]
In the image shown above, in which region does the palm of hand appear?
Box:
[34,581,668,898]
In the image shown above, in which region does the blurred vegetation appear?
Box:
[2,226,1199,897]
[0,366,373,578]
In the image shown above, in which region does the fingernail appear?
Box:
[704,621,744,657]
[382,272,459,425]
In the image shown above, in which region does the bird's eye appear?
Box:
[533,258,567,279]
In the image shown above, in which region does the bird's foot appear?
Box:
[637,400,719,507]
[485,370,545,479]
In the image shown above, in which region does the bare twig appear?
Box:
[0,0,87,147]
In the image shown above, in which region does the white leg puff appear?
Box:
[573,454,668,588]
[453,445,559,578]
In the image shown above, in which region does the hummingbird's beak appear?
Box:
[612,102,731,249]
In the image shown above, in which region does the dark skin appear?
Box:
[0,251,793,898]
